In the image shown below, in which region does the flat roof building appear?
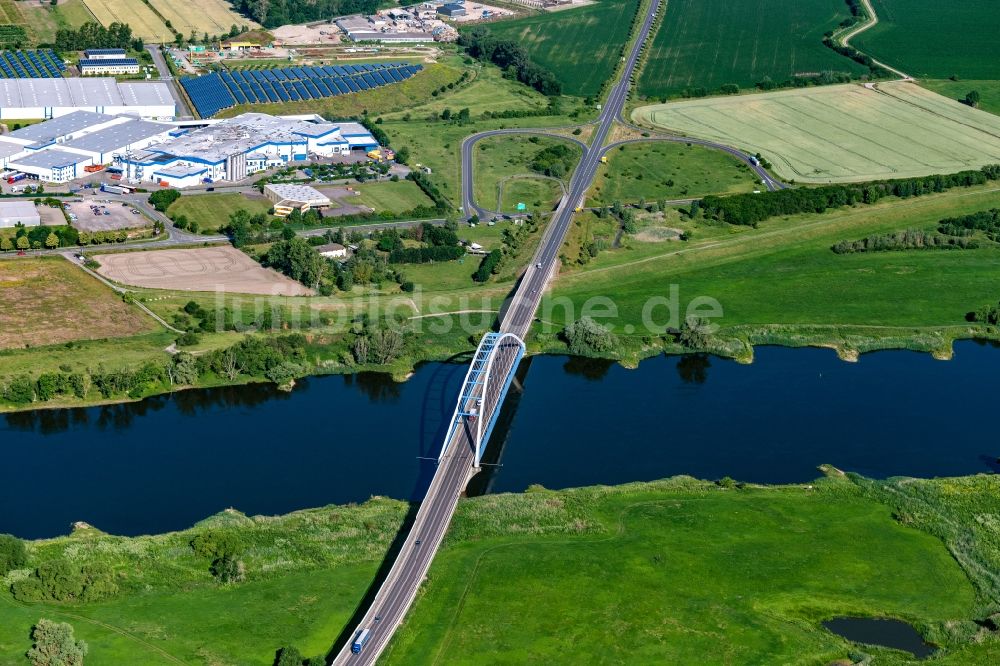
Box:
[79,58,140,75]
[0,78,174,120]
[265,183,332,217]
[84,48,127,60]
[0,200,40,228]
[9,149,93,183]
[438,3,467,17]
[122,113,379,188]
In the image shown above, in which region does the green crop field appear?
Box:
[637,0,867,98]
[483,0,641,97]
[589,141,759,205]
[167,193,272,231]
[634,82,1000,184]
[921,80,1000,117]
[854,0,1000,80]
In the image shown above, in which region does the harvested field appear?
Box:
[94,246,313,296]
[155,0,256,38]
[82,0,173,42]
[0,257,155,349]
[634,82,1000,183]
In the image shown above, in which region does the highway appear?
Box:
[330,1,666,664]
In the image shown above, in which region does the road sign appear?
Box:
[516,202,526,211]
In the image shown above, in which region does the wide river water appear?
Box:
[3,342,999,539]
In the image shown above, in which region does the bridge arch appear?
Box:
[439,332,525,467]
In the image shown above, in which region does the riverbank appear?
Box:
[2,472,998,663]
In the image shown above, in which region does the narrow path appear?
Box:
[838,0,911,80]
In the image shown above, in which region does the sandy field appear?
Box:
[273,23,340,45]
[633,81,1000,183]
[94,246,313,296]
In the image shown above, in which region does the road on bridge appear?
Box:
[331,1,668,664]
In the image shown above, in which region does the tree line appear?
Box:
[701,165,1000,227]
[234,0,380,28]
[54,21,142,52]
[938,208,1000,241]
[831,229,978,254]
[459,27,562,96]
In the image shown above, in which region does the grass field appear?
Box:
[215,62,464,120]
[854,0,1000,80]
[20,0,96,43]
[548,183,1000,349]
[921,80,1000,117]
[473,135,580,213]
[0,257,156,350]
[637,0,867,98]
[82,0,174,42]
[385,476,992,664]
[484,0,641,97]
[634,82,1000,184]
[352,180,434,215]
[3,475,995,664]
[153,0,255,38]
[589,141,759,205]
[167,192,271,231]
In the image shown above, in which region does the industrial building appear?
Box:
[0,200,40,228]
[0,110,175,182]
[0,111,380,185]
[437,3,467,17]
[79,58,140,76]
[121,113,379,188]
[83,49,128,60]
[264,183,332,216]
[0,78,174,120]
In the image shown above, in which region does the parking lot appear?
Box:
[66,198,149,232]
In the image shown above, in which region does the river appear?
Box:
[3,342,999,539]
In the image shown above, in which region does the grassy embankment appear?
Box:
[587,141,760,205]
[2,474,998,663]
[545,181,1000,362]
[350,180,434,215]
[472,135,581,213]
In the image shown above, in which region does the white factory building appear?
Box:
[0,200,40,228]
[0,110,175,182]
[121,113,379,188]
[0,111,380,185]
[0,78,174,120]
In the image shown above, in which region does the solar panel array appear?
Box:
[180,62,423,119]
[0,50,65,79]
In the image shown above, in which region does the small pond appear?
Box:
[823,616,935,658]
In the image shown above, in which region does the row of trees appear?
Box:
[459,27,562,96]
[234,0,379,28]
[938,207,1000,240]
[12,559,118,603]
[701,165,1000,227]
[968,300,1000,326]
[831,229,978,254]
[54,21,141,52]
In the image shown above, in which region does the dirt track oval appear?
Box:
[93,247,314,296]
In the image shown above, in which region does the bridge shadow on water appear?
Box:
[326,350,476,658]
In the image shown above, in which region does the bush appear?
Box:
[563,317,617,355]
[190,530,244,559]
[26,619,87,666]
[12,559,118,603]
[210,555,246,584]
[0,534,26,574]
[149,188,181,212]
[473,249,502,282]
